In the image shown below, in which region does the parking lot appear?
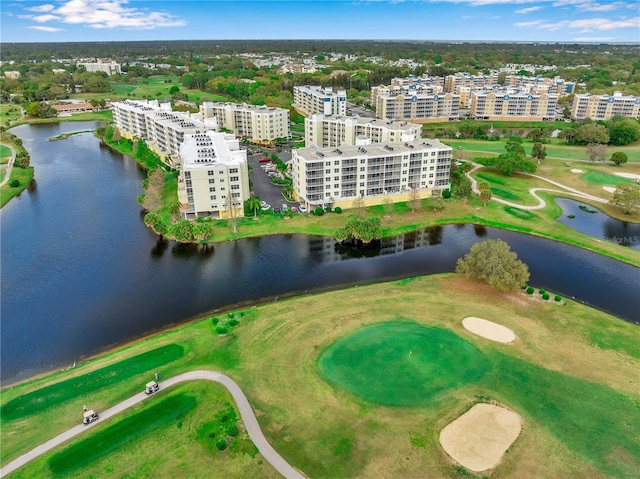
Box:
[247,152,303,213]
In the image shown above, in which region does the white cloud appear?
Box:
[23,0,186,30]
[552,0,627,11]
[516,16,640,31]
[27,4,55,13]
[515,6,543,14]
[29,25,63,32]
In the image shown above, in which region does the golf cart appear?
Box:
[145,381,159,395]
[82,410,99,425]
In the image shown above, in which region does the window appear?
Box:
[334,168,339,173]
[232,192,241,198]
[230,176,239,182]
[231,184,240,190]
[219,170,224,175]
[209,187,216,192]
[209,178,215,184]
[210,195,216,200]
[334,176,339,181]
[208,170,215,176]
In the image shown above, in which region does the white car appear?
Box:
[298,205,307,213]
[260,200,268,207]
[261,204,271,211]
[282,203,289,210]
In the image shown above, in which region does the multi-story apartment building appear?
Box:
[305,114,422,148]
[470,89,557,121]
[111,99,213,166]
[177,132,250,219]
[371,83,444,108]
[505,75,575,96]
[374,90,459,122]
[199,102,290,143]
[571,92,640,120]
[291,138,451,210]
[293,85,347,116]
[444,72,499,92]
[76,61,121,75]
[390,75,444,88]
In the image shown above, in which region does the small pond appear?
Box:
[556,198,640,250]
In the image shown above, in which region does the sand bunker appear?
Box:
[603,186,616,193]
[570,169,583,173]
[440,403,522,472]
[614,172,640,180]
[462,317,515,344]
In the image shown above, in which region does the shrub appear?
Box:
[227,425,239,437]
[215,326,228,335]
[555,295,562,302]
[526,287,534,294]
[227,319,239,327]
[216,439,227,451]
[9,179,20,187]
[211,317,219,325]
[542,293,550,300]
[567,215,575,219]
[539,289,546,295]
[442,189,452,199]
[314,207,325,216]
[334,206,342,214]
[325,206,332,213]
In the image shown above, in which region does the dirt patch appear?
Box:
[570,169,583,173]
[439,403,522,472]
[462,317,515,343]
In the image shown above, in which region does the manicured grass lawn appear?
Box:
[0,144,12,159]
[319,322,488,406]
[0,166,33,207]
[0,103,23,127]
[581,170,636,186]
[1,345,183,421]
[2,275,639,478]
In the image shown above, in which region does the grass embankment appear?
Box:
[2,275,639,478]
[10,110,113,127]
[0,131,34,208]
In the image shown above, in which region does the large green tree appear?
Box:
[455,239,530,291]
[610,184,640,215]
[610,152,628,166]
[485,137,537,176]
[608,117,640,146]
[574,123,610,145]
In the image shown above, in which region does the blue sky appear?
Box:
[2,0,639,43]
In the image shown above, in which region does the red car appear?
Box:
[258,157,270,163]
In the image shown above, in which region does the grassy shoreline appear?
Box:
[2,274,639,478]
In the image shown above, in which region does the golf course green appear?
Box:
[318,321,488,406]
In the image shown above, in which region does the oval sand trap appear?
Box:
[614,172,640,180]
[462,317,515,343]
[570,168,583,173]
[603,186,616,193]
[440,403,522,472]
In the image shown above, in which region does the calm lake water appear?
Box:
[1,122,638,384]
[556,198,640,250]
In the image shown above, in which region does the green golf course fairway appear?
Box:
[318,321,488,406]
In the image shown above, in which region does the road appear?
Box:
[0,143,16,187]
[0,370,306,479]
[466,163,609,210]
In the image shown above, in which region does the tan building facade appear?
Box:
[571,92,640,120]
[199,102,290,143]
[76,61,121,75]
[304,114,422,148]
[178,132,250,219]
[374,90,459,123]
[470,90,557,121]
[291,138,452,210]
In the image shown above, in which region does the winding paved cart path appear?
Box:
[1,370,306,479]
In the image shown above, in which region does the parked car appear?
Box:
[298,205,307,213]
[145,380,159,395]
[82,410,99,425]
[259,157,270,163]
[282,203,289,210]
[260,200,268,207]
[261,204,271,211]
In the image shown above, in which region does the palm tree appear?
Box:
[246,196,261,220]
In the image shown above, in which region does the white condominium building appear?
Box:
[199,102,290,142]
[470,90,557,121]
[444,73,499,92]
[390,75,444,88]
[293,85,347,116]
[178,132,250,219]
[374,90,459,123]
[571,92,640,120]
[291,138,452,210]
[305,114,422,148]
[76,61,121,75]
[505,75,575,96]
[111,99,213,166]
[371,83,444,108]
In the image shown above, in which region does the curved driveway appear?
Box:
[467,163,609,210]
[0,144,16,187]
[1,370,306,479]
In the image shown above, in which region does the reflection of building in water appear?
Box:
[305,227,443,262]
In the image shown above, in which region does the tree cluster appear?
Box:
[484,137,537,176]
[334,216,382,244]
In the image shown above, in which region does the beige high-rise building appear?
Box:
[293,85,347,116]
[470,90,557,121]
[76,61,121,75]
[199,102,290,142]
[178,132,250,219]
[291,138,451,210]
[374,90,459,123]
[111,99,212,166]
[304,114,422,148]
[571,92,640,120]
